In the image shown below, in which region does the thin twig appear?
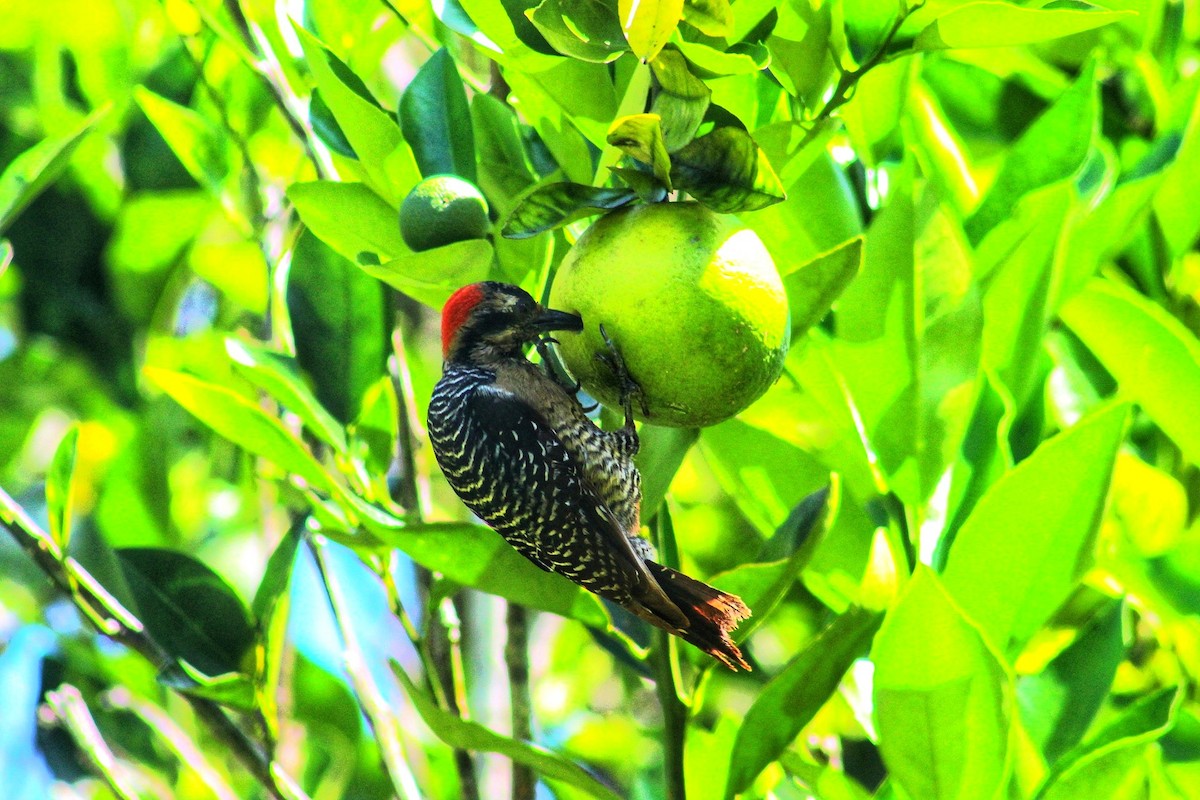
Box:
[505,603,535,800]
[652,510,688,800]
[0,488,296,800]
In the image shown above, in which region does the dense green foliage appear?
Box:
[2,0,1200,799]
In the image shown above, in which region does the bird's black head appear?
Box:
[440,282,582,364]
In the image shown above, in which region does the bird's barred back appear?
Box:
[428,364,641,601]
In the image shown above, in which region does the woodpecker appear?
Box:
[427,281,750,670]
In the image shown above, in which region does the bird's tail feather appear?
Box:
[645,561,751,671]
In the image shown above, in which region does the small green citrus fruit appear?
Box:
[400,175,491,252]
[549,202,789,428]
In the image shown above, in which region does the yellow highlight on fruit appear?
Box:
[550,202,790,428]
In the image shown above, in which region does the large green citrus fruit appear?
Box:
[549,202,789,428]
[399,175,490,252]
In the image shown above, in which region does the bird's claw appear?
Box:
[596,324,649,420]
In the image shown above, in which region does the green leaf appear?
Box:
[1155,88,1200,257]
[166,664,257,712]
[873,566,1012,800]
[288,180,409,265]
[781,236,863,338]
[399,48,476,181]
[966,62,1097,243]
[607,114,672,187]
[941,402,1129,656]
[527,0,628,63]
[288,232,387,427]
[385,523,609,627]
[670,127,786,212]
[143,366,339,496]
[116,548,255,677]
[309,89,356,159]
[843,0,900,63]
[349,376,400,499]
[682,0,732,37]
[913,2,1134,51]
[392,664,624,800]
[501,182,636,238]
[620,0,684,61]
[0,105,110,234]
[1037,687,1181,800]
[292,25,405,202]
[46,424,80,554]
[726,607,883,797]
[134,88,230,200]
[635,425,698,519]
[1018,602,1123,764]
[472,93,538,208]
[361,239,495,309]
[1059,280,1200,465]
[251,525,301,738]
[225,338,348,454]
[648,48,711,151]
[677,39,769,77]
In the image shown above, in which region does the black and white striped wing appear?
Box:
[430,380,644,599]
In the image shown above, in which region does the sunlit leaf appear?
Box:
[942,402,1129,656]
[912,1,1134,51]
[726,607,882,796]
[134,88,230,200]
[620,0,684,61]
[682,0,732,37]
[225,339,348,454]
[386,522,608,626]
[288,180,409,264]
[1059,280,1200,465]
[781,236,862,337]
[527,0,628,63]
[143,366,339,496]
[362,238,495,309]
[873,567,1012,800]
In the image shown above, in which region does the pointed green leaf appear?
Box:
[134,88,230,199]
[726,607,882,797]
[620,0,684,61]
[361,239,495,309]
[913,2,1134,50]
[670,127,786,212]
[873,567,1012,800]
[309,89,356,159]
[389,523,608,627]
[287,180,409,264]
[843,0,900,62]
[399,49,476,181]
[527,0,628,63]
[607,113,672,187]
[966,63,1097,243]
[634,425,698,518]
[143,366,339,496]
[1060,280,1200,466]
[292,25,405,201]
[46,424,81,554]
[501,182,636,238]
[649,48,711,151]
[781,236,863,337]
[392,664,623,800]
[225,339,348,454]
[116,548,255,677]
[0,105,110,234]
[941,403,1129,656]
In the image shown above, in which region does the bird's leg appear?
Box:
[536,336,584,394]
[597,324,648,435]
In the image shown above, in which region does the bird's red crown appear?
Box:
[441,283,487,357]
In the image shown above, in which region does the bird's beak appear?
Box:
[531,306,583,333]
